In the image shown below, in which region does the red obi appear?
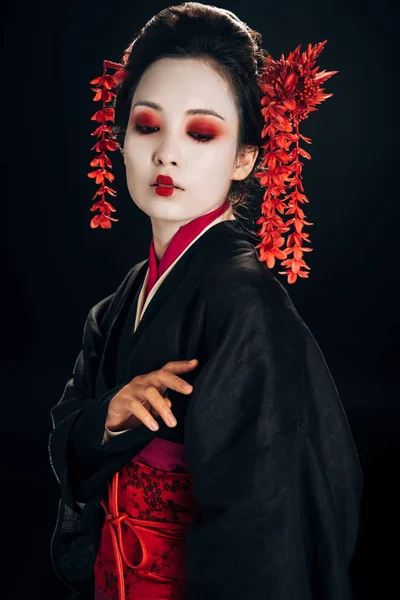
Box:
[94,457,198,600]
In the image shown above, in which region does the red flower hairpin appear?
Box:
[88,50,129,229]
[254,40,338,283]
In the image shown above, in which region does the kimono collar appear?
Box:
[147,199,230,296]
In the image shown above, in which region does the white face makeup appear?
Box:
[123,57,242,255]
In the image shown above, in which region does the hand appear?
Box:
[106,359,198,432]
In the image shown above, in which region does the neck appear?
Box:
[151,202,236,262]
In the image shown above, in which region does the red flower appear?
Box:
[88,54,131,228]
[254,40,338,283]
[91,87,117,103]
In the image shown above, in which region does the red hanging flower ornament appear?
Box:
[254,40,338,283]
[88,49,130,229]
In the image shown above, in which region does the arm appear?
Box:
[183,279,363,599]
[48,292,126,504]
[49,260,156,506]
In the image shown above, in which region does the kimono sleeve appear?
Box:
[48,293,126,506]
[183,278,364,600]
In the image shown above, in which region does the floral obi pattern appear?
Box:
[94,457,198,600]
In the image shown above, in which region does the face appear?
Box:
[123,57,250,227]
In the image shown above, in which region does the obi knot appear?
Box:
[105,512,128,528]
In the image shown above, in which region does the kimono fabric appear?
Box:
[49,207,364,600]
[94,203,230,599]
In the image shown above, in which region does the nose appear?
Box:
[153,134,180,167]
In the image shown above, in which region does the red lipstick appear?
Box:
[152,174,182,197]
[156,174,174,186]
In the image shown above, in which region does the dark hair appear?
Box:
[113,2,270,219]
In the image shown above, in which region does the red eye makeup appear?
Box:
[134,111,159,128]
[131,110,225,143]
[186,118,225,138]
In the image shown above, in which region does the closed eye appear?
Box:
[134,125,214,144]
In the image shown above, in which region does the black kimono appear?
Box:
[49,219,363,599]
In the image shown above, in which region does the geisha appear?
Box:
[49,3,364,599]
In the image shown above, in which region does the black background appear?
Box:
[2,0,397,598]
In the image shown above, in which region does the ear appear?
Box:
[231,145,259,181]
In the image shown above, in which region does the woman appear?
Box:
[49,3,364,599]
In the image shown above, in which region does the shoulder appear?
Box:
[118,258,149,292]
[198,246,308,369]
[86,258,148,332]
[202,241,302,329]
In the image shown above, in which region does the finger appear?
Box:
[161,359,199,374]
[134,361,198,390]
[129,396,160,431]
[149,369,194,396]
[140,385,178,428]
[152,398,172,418]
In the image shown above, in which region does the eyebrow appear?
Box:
[132,100,226,121]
